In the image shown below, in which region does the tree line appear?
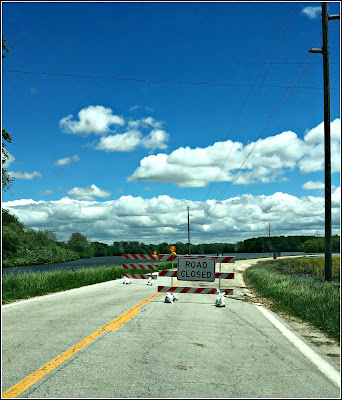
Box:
[2,208,340,268]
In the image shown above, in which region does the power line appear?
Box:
[194,3,301,221]
[193,19,340,228]
[191,2,298,213]
[197,57,317,226]
[2,69,339,90]
[199,60,339,65]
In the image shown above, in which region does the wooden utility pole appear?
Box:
[267,224,272,257]
[315,230,320,254]
[309,3,339,282]
[187,207,191,255]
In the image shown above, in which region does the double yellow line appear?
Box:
[2,289,166,398]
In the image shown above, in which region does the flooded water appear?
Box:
[1,252,310,277]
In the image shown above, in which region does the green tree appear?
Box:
[91,241,109,257]
[2,36,14,59]
[67,232,88,249]
[75,241,94,258]
[157,242,170,254]
[332,235,340,252]
[2,208,22,228]
[2,36,15,191]
[112,241,125,256]
[41,229,57,242]
[2,129,14,191]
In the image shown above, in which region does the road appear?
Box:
[2,258,340,398]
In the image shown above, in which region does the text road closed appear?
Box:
[177,258,215,282]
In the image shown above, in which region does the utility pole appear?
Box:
[187,207,191,255]
[267,224,272,257]
[309,3,340,282]
[315,230,320,254]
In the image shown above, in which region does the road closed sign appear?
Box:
[177,258,215,282]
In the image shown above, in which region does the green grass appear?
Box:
[244,259,340,341]
[272,257,340,281]
[2,262,173,304]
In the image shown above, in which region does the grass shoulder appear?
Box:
[243,258,340,342]
[2,262,172,305]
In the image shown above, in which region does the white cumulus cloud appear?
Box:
[128,120,340,187]
[95,130,142,152]
[301,6,321,19]
[59,105,169,152]
[302,181,325,190]
[95,128,169,152]
[141,129,169,151]
[67,184,112,201]
[2,188,340,244]
[299,119,340,173]
[128,117,163,129]
[8,171,42,180]
[59,105,124,136]
[54,155,80,166]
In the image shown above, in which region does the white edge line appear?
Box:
[255,304,340,388]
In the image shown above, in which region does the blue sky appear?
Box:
[2,1,341,246]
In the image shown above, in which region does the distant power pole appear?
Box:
[309,3,340,282]
[187,207,191,255]
[315,230,320,254]
[267,224,272,257]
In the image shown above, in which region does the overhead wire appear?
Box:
[193,18,340,230]
[192,2,301,221]
[199,60,338,65]
[193,2,296,208]
[2,69,338,90]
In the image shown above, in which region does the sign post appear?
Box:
[170,246,176,286]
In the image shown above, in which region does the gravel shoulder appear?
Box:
[232,257,340,367]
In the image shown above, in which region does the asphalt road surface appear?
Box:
[2,258,340,398]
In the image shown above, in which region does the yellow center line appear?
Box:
[2,281,180,399]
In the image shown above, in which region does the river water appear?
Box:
[1,252,312,277]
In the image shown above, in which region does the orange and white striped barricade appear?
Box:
[158,255,235,303]
[121,259,160,284]
[122,273,157,280]
[122,254,235,288]
[122,263,159,271]
[158,286,233,295]
[122,254,177,284]
[123,254,235,263]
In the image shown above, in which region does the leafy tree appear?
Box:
[302,238,325,253]
[75,241,94,258]
[112,241,125,256]
[2,36,15,191]
[332,235,340,252]
[41,229,57,242]
[67,232,88,248]
[91,241,109,257]
[2,212,80,267]
[2,129,14,191]
[174,241,187,255]
[2,208,23,228]
[157,242,170,254]
[2,225,21,259]
[2,36,14,59]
